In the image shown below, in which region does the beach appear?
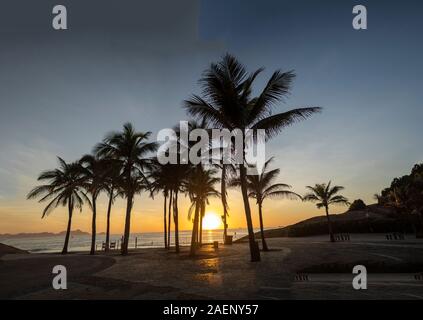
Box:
[2,234,423,300]
[0,229,250,253]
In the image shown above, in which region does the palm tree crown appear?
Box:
[245,158,301,205]
[27,157,87,218]
[27,157,88,254]
[303,181,349,242]
[303,182,349,209]
[231,157,301,250]
[184,54,321,136]
[94,122,157,255]
[95,123,157,186]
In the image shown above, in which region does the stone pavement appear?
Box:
[2,235,423,299]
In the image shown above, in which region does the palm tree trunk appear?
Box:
[190,201,200,256]
[167,190,173,249]
[199,204,203,245]
[163,193,168,249]
[221,166,228,243]
[196,209,200,243]
[258,202,269,251]
[62,199,73,254]
[174,191,180,253]
[239,163,260,262]
[197,215,200,243]
[105,188,113,252]
[325,206,335,242]
[121,193,133,255]
[90,195,97,255]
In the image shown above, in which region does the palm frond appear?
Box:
[27,185,53,200]
[303,193,320,202]
[248,70,296,124]
[252,107,322,140]
[41,194,62,218]
[184,95,229,128]
[329,195,350,206]
[265,190,302,200]
[328,185,345,198]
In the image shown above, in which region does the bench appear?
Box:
[202,241,219,249]
[101,241,117,250]
[334,234,350,241]
[294,274,310,282]
[385,233,405,240]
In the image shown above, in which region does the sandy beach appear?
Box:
[1,234,423,300]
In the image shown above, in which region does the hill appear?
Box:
[236,204,419,241]
[0,243,29,257]
[0,229,89,240]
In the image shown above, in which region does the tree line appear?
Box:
[374,163,423,235]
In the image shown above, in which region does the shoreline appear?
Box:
[0,228,250,254]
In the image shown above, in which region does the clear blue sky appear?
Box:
[0,0,422,232]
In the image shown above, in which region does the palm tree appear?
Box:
[27,157,88,254]
[221,165,229,243]
[102,158,120,252]
[232,158,301,251]
[150,163,188,252]
[149,161,174,249]
[185,54,321,261]
[79,154,107,255]
[168,164,190,253]
[214,163,236,244]
[185,166,220,256]
[164,120,207,252]
[95,123,157,255]
[303,182,350,242]
[167,189,173,249]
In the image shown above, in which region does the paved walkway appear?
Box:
[1,235,423,299]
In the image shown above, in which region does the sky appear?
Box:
[0,0,422,234]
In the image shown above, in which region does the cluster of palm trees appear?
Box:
[27,54,326,261]
[28,124,157,255]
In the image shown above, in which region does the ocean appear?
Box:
[0,228,250,253]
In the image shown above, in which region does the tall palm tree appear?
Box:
[149,161,174,249]
[185,166,220,256]
[232,158,301,251]
[95,123,157,255]
[214,163,236,244]
[303,182,350,242]
[102,158,120,252]
[27,157,88,254]
[185,54,321,261]
[167,189,173,249]
[151,165,188,252]
[165,120,206,252]
[79,154,107,255]
[168,164,190,253]
[221,165,229,242]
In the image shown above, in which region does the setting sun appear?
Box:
[202,212,222,230]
